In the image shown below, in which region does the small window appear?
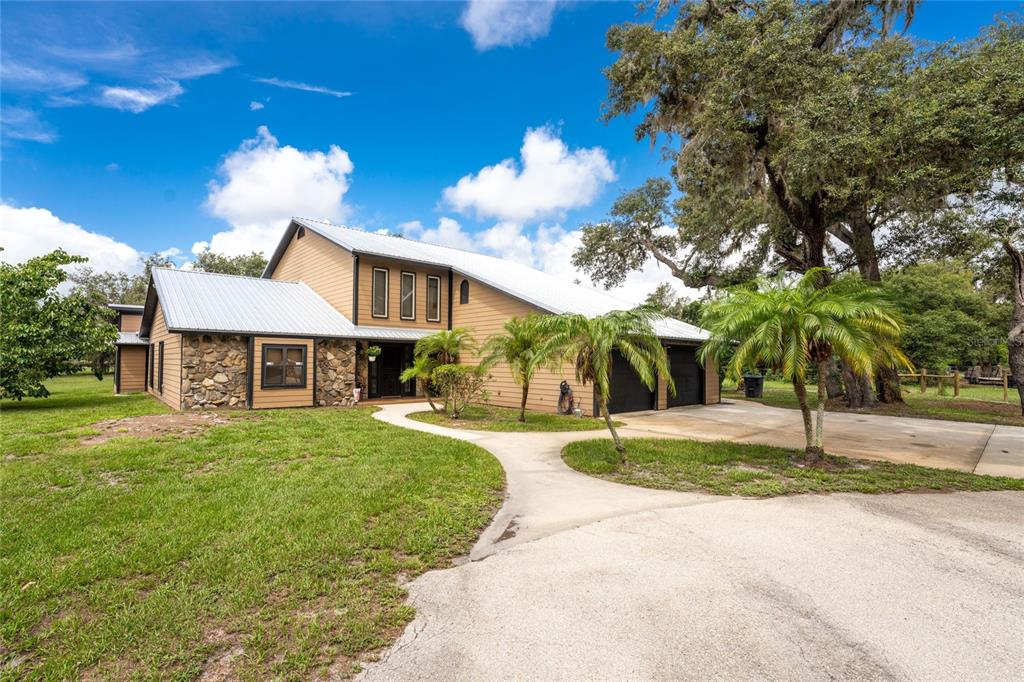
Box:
[158,341,165,393]
[296,226,305,239]
[426,275,441,322]
[400,271,416,320]
[148,344,154,389]
[372,267,389,318]
[459,279,469,304]
[262,345,307,388]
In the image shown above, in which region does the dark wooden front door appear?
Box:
[379,345,402,397]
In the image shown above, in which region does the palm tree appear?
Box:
[543,308,673,461]
[412,327,476,365]
[481,315,559,422]
[399,354,441,412]
[400,328,477,412]
[699,268,911,461]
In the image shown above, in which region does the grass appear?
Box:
[407,404,617,432]
[562,438,1024,498]
[725,379,1023,427]
[1,375,504,679]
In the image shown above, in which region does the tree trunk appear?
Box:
[422,381,439,413]
[519,382,529,423]
[1003,239,1024,415]
[841,363,877,409]
[791,375,815,455]
[875,365,904,404]
[813,360,829,459]
[599,397,627,463]
[824,357,844,399]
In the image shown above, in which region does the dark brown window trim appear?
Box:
[426,275,441,323]
[459,279,469,304]
[158,341,165,394]
[400,271,416,320]
[261,344,308,389]
[371,267,389,318]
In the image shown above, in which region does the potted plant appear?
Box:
[353,381,362,403]
[366,345,381,363]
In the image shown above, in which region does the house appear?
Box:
[112,217,718,414]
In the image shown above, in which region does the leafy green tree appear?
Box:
[193,250,268,277]
[399,354,441,413]
[0,250,118,399]
[885,262,1010,372]
[412,328,476,365]
[543,308,673,460]
[431,364,488,419]
[644,283,704,326]
[481,315,560,422]
[700,269,910,460]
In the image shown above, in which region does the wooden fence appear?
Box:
[898,369,1011,403]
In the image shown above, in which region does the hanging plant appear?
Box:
[366,345,382,362]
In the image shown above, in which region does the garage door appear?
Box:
[607,351,655,414]
[668,346,704,407]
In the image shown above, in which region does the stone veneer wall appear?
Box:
[317,339,358,407]
[181,334,248,409]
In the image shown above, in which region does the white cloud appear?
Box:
[99,80,184,113]
[443,126,615,223]
[399,217,474,250]
[254,77,352,99]
[0,60,86,92]
[202,126,355,256]
[105,162,120,172]
[460,0,557,50]
[0,107,57,143]
[249,101,265,111]
[0,203,141,275]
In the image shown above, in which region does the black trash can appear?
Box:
[743,374,764,398]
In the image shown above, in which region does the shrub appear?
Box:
[431,364,489,419]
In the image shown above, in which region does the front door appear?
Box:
[368,343,416,398]
[379,345,402,397]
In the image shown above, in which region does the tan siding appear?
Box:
[704,357,720,404]
[120,313,142,332]
[119,346,147,393]
[271,229,354,317]
[358,257,449,329]
[146,302,182,410]
[452,277,594,415]
[252,337,314,409]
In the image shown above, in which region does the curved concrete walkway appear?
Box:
[362,403,1024,681]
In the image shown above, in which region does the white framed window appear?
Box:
[400,271,416,320]
[426,275,441,322]
[372,267,389,318]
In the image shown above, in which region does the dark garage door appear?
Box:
[668,346,704,407]
[607,351,655,414]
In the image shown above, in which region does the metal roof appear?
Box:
[109,303,144,314]
[116,331,148,346]
[148,268,356,337]
[350,325,435,341]
[270,218,708,342]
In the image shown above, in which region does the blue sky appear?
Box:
[0,1,1016,301]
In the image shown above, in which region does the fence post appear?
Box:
[954,370,960,398]
[1004,371,1010,403]
[938,374,945,395]
[920,368,927,394]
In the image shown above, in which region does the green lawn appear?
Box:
[408,404,616,432]
[563,438,1024,497]
[724,379,1023,427]
[1,376,504,679]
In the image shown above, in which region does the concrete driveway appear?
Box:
[620,400,1024,478]
[363,404,1024,681]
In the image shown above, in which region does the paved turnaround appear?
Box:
[362,403,1024,681]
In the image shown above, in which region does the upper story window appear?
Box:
[372,267,389,318]
[459,279,469,304]
[426,275,441,322]
[400,272,416,320]
[263,345,307,388]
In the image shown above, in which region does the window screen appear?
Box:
[372,268,388,317]
[426,276,440,322]
[400,272,415,320]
